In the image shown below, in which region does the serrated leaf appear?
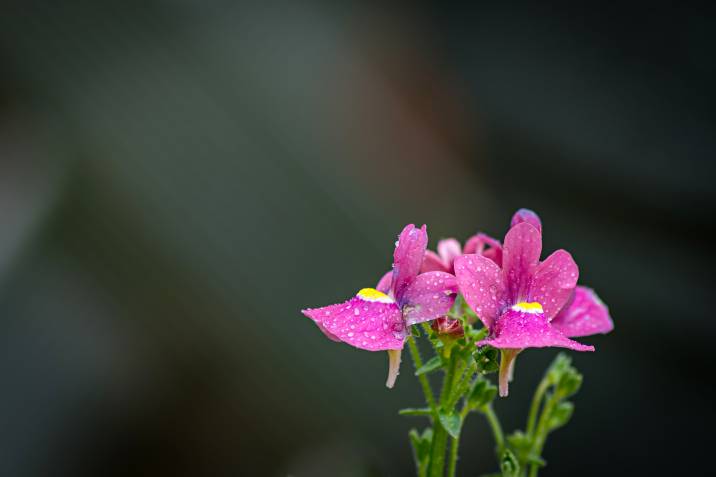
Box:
[474,346,500,374]
[506,431,532,453]
[546,353,572,384]
[556,372,582,398]
[468,377,498,409]
[409,427,432,476]
[399,407,433,417]
[499,449,520,477]
[438,411,462,439]
[415,355,443,376]
[547,401,574,430]
[470,379,487,399]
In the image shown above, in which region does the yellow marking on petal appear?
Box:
[357,288,394,304]
[511,301,544,314]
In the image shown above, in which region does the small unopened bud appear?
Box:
[430,317,464,338]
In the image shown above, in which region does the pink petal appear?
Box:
[464,233,503,266]
[510,208,543,234]
[454,254,507,330]
[552,286,614,337]
[477,308,594,351]
[463,234,480,254]
[400,271,458,326]
[302,296,406,351]
[482,246,503,267]
[421,250,449,273]
[315,322,342,342]
[529,249,579,321]
[376,271,393,294]
[464,233,499,254]
[437,238,462,264]
[392,224,428,303]
[502,222,542,303]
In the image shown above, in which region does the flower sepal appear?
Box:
[473,346,500,375]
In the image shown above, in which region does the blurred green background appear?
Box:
[0,2,713,476]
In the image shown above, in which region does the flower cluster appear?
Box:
[301,209,613,395]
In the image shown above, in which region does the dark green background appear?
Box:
[0,2,712,476]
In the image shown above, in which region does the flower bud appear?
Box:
[430,317,464,338]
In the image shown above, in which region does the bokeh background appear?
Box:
[1,2,713,476]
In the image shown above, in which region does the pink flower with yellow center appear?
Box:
[302,224,458,388]
[454,209,613,396]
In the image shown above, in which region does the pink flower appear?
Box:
[552,286,613,338]
[421,234,503,274]
[454,209,613,396]
[302,224,458,388]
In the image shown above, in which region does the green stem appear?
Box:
[445,358,470,410]
[528,393,560,477]
[447,405,471,477]
[526,379,549,439]
[430,425,449,477]
[483,404,505,454]
[429,350,458,477]
[450,362,476,408]
[407,335,437,413]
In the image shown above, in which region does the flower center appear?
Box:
[511,301,543,314]
[357,288,395,303]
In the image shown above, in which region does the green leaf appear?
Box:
[506,430,532,459]
[556,371,583,398]
[415,355,443,376]
[474,346,500,374]
[399,407,433,417]
[526,453,546,466]
[547,401,574,430]
[468,377,498,409]
[438,411,462,439]
[409,427,433,476]
[546,353,572,385]
[499,449,520,477]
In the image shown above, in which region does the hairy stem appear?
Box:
[407,335,437,413]
[528,393,560,477]
[447,405,471,477]
[448,362,476,410]
[483,404,505,454]
[429,350,458,477]
[526,378,549,438]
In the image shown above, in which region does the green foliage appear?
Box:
[496,353,584,476]
[506,431,545,468]
[506,431,531,459]
[438,411,462,439]
[556,371,582,398]
[401,307,587,477]
[415,355,443,376]
[409,427,433,477]
[399,407,433,417]
[546,353,573,384]
[547,401,574,431]
[468,376,498,409]
[499,449,521,477]
[474,346,500,374]
[545,353,583,397]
